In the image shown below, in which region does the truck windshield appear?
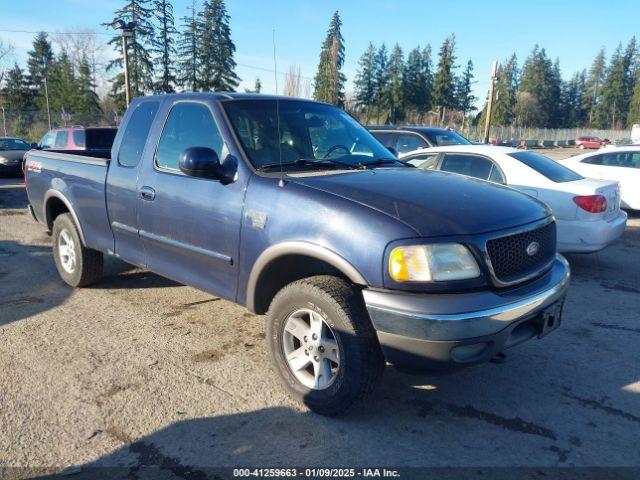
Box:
[222,99,400,171]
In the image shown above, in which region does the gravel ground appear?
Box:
[1,150,639,476]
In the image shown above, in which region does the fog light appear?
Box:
[451,342,490,362]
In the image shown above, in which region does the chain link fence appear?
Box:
[459,125,632,145]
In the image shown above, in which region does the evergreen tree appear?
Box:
[560,70,587,127]
[151,0,177,93]
[76,54,103,124]
[595,38,637,128]
[481,54,519,126]
[387,44,405,123]
[198,0,241,92]
[177,0,200,91]
[456,60,477,123]
[26,32,54,120]
[433,34,457,122]
[105,0,156,106]
[48,52,78,117]
[628,77,640,125]
[372,44,390,122]
[1,63,33,116]
[402,45,433,121]
[353,42,377,118]
[313,11,346,107]
[518,45,560,126]
[583,48,606,126]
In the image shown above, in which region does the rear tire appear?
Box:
[267,275,384,416]
[52,213,103,287]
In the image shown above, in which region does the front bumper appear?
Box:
[363,254,570,372]
[556,212,627,253]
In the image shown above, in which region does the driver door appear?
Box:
[137,100,248,300]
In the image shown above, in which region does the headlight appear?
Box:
[389,244,480,282]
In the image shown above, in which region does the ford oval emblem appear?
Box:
[526,241,540,256]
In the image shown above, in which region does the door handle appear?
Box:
[139,186,156,201]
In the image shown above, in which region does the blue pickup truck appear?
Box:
[25,93,570,415]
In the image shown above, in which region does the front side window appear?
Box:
[54,130,69,148]
[156,102,224,171]
[223,100,396,171]
[118,101,160,167]
[423,130,471,146]
[395,134,428,154]
[509,151,582,182]
[440,153,493,180]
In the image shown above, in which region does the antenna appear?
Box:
[273,29,285,188]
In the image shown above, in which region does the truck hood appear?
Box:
[289,168,551,237]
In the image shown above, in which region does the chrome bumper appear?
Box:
[363,255,571,371]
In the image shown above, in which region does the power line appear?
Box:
[0,29,111,36]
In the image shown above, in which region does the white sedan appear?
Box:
[558,146,640,210]
[400,145,627,253]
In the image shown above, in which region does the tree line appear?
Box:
[2,3,640,141]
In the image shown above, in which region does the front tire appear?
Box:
[267,275,384,416]
[52,213,103,287]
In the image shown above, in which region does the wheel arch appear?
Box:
[44,190,87,245]
[246,242,368,314]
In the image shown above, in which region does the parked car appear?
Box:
[575,136,606,149]
[368,126,472,156]
[0,137,31,176]
[38,126,117,151]
[401,145,627,253]
[559,146,640,210]
[25,93,570,415]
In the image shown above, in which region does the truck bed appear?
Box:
[25,149,114,254]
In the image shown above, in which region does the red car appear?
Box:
[37,126,117,151]
[576,136,606,149]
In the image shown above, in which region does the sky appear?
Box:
[1,0,639,107]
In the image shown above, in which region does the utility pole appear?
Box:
[0,105,7,136]
[483,60,498,144]
[43,76,52,130]
[111,19,136,107]
[122,34,131,106]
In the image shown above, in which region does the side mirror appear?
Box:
[30,143,39,149]
[179,147,237,184]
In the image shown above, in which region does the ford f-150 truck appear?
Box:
[25,93,570,416]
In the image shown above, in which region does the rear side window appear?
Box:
[156,102,223,171]
[395,134,428,154]
[73,130,86,148]
[441,153,493,180]
[54,130,69,148]
[118,101,160,167]
[423,130,471,146]
[509,151,582,183]
[371,132,394,147]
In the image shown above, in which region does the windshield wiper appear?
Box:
[358,158,413,168]
[257,158,359,172]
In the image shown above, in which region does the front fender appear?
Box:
[245,241,367,312]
